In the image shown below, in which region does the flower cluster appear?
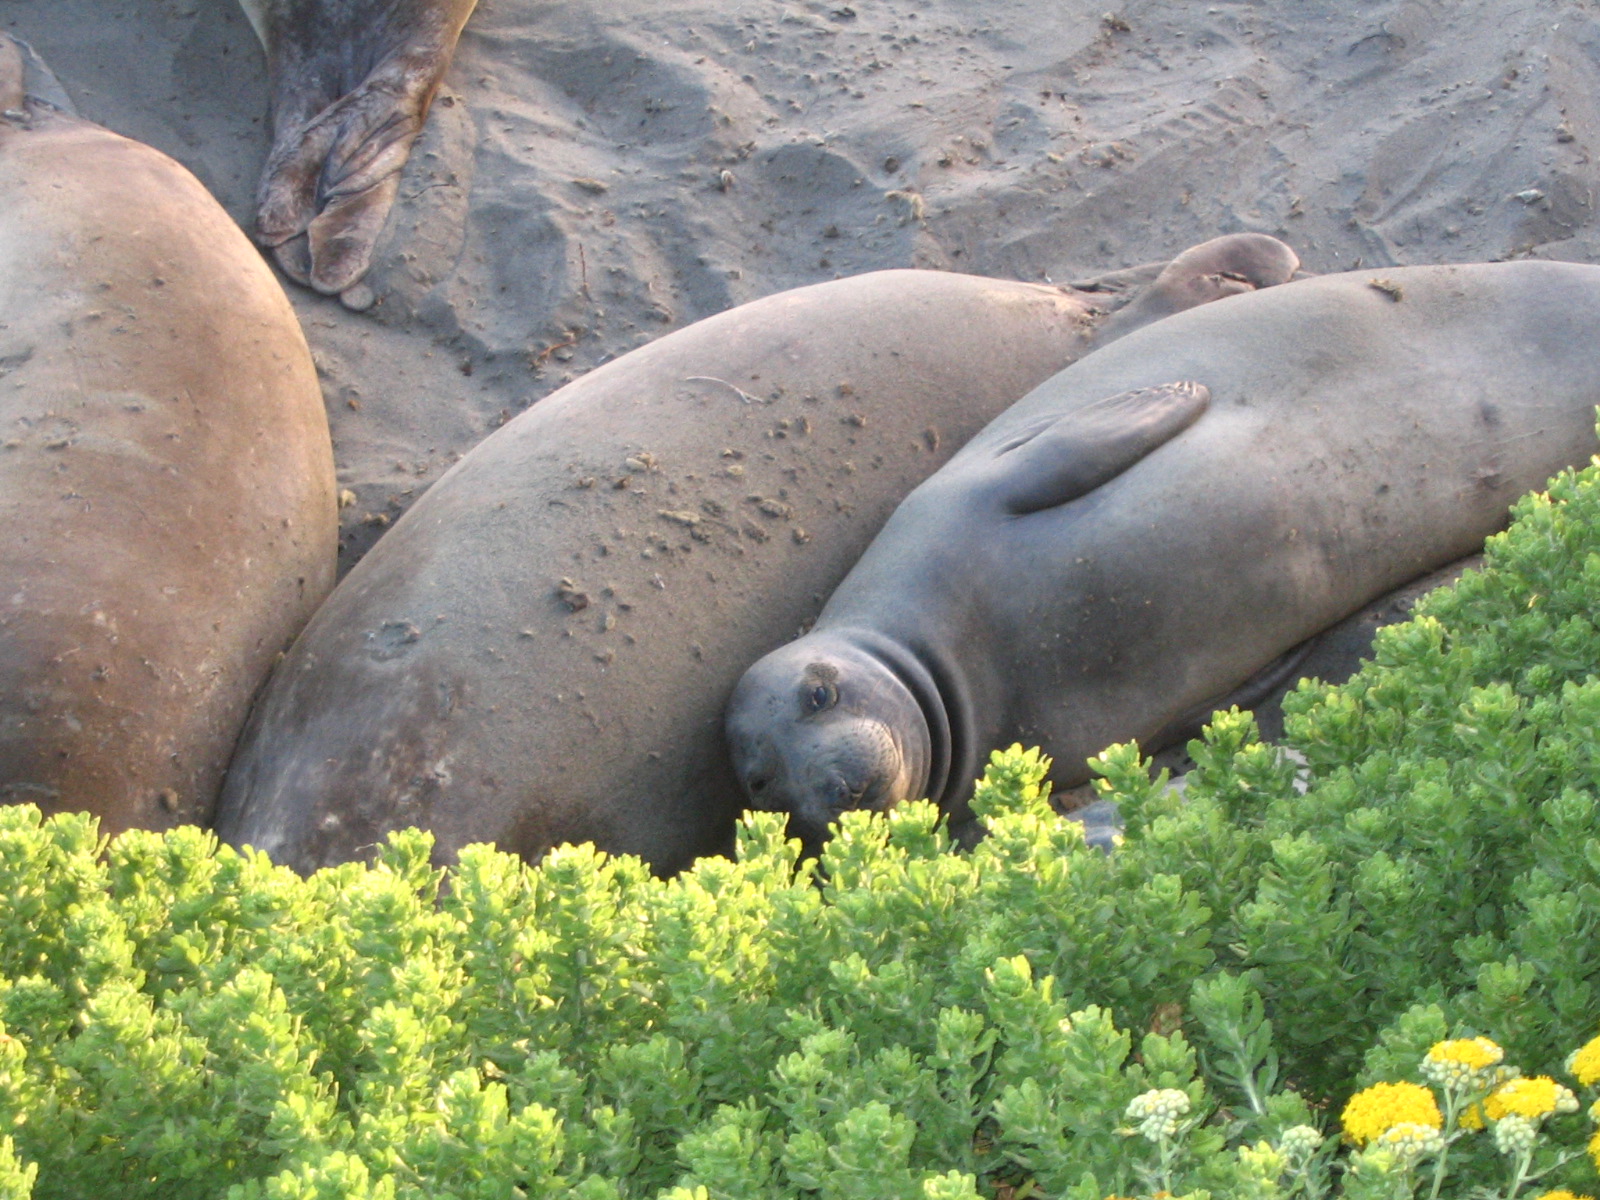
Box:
[1423,1035,1506,1091]
[1488,1076,1580,1121]
[1340,1080,1442,1148]
[1124,1088,1192,1142]
[1570,1036,1600,1089]
[1493,1113,1541,1157]
[1339,1033,1600,1197]
[1377,1120,1445,1162]
[1278,1124,1324,1161]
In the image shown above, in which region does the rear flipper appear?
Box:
[0,34,78,117]
[1151,554,1484,763]
[1090,232,1301,344]
[1145,637,1323,756]
[242,0,478,305]
[1052,555,1483,825]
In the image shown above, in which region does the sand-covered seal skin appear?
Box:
[215,235,1296,875]
[237,0,478,302]
[726,261,1600,846]
[0,36,337,833]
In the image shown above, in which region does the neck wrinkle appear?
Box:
[843,626,958,814]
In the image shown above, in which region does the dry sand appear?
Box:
[7,0,1599,574]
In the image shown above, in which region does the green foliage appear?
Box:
[8,458,1600,1196]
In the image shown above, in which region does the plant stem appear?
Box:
[1425,1088,1463,1200]
[1503,1143,1534,1200]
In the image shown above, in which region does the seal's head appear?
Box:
[726,634,933,850]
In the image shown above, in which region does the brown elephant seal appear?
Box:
[725,261,1600,848]
[215,233,1297,875]
[0,35,336,833]
[237,0,478,302]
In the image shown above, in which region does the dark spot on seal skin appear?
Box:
[1478,402,1502,429]
[367,620,422,661]
[1,782,60,803]
[0,348,33,378]
[804,661,840,685]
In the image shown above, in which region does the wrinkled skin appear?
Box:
[238,0,478,302]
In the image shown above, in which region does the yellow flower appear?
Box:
[1424,1037,1506,1092]
[1460,1103,1484,1131]
[1569,1034,1600,1087]
[1534,1190,1595,1200]
[1341,1081,1443,1148]
[1428,1037,1503,1070]
[1485,1076,1577,1121]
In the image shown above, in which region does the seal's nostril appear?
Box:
[825,774,858,813]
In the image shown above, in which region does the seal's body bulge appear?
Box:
[0,97,336,831]
[217,230,1299,873]
[216,269,1115,872]
[736,262,1600,835]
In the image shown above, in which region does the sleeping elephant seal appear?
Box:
[0,36,336,833]
[216,233,1297,875]
[726,261,1600,848]
[237,0,478,301]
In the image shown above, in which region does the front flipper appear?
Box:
[246,0,478,303]
[980,381,1210,516]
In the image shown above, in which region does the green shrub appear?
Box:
[5,460,1600,1198]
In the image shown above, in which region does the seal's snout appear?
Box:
[816,768,867,819]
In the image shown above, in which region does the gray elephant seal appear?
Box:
[216,234,1296,875]
[0,36,336,833]
[237,0,478,302]
[725,261,1600,847]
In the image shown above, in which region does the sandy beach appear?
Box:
[7,0,1597,574]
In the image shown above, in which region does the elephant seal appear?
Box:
[0,35,337,833]
[725,261,1600,847]
[237,0,478,302]
[215,233,1297,875]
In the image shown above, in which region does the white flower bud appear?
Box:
[1491,1114,1538,1157]
[1376,1122,1444,1162]
[1124,1088,1191,1143]
[1279,1124,1325,1160]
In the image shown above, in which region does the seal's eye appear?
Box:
[805,682,838,713]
